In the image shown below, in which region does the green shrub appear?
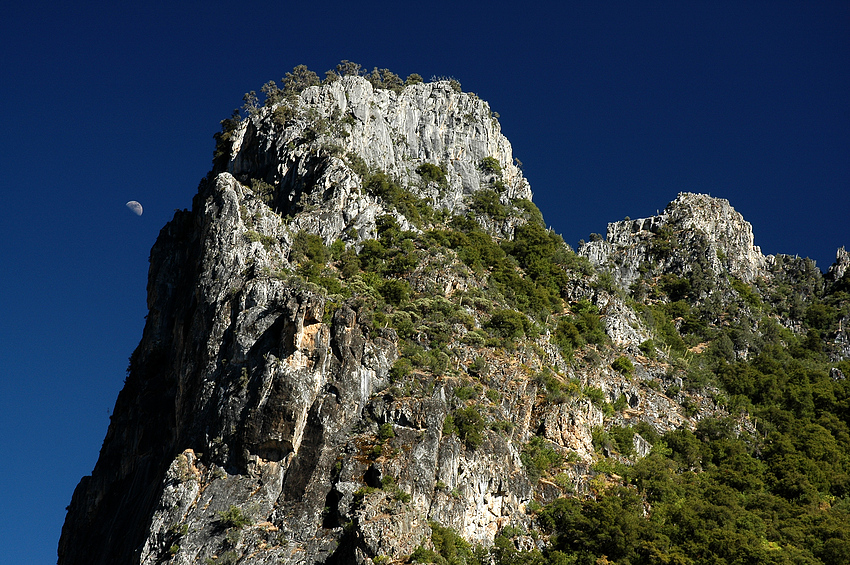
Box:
[609,425,636,456]
[415,162,447,188]
[427,522,482,565]
[521,436,564,482]
[583,386,606,406]
[291,231,327,264]
[245,230,277,248]
[378,279,410,306]
[352,486,378,507]
[469,356,488,377]
[338,247,360,278]
[612,393,628,413]
[454,386,476,401]
[650,224,678,258]
[272,103,297,126]
[389,358,412,383]
[639,339,657,359]
[217,505,251,529]
[731,277,763,309]
[658,273,692,302]
[490,420,513,434]
[453,406,485,449]
[479,156,502,176]
[470,189,506,220]
[367,67,404,93]
[554,319,582,353]
[442,414,456,436]
[213,110,241,168]
[486,309,529,339]
[571,301,608,345]
[346,152,370,179]
[377,422,395,441]
[249,178,276,204]
[612,356,635,376]
[590,427,609,454]
[379,475,411,502]
[328,239,345,261]
[282,64,320,94]
[362,171,431,226]
[535,370,580,404]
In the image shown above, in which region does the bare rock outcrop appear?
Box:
[225,75,531,244]
[581,192,767,291]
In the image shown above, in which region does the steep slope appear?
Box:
[60,73,540,565]
[60,68,850,565]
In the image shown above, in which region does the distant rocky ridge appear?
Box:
[580,192,766,289]
[59,70,850,565]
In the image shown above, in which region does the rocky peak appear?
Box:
[60,67,849,565]
[220,75,530,244]
[581,192,767,291]
[828,246,850,281]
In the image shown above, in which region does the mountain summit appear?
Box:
[60,67,850,565]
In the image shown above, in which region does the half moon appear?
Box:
[126,201,143,216]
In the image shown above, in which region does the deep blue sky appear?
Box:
[1,1,847,562]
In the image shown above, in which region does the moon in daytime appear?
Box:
[125,201,143,216]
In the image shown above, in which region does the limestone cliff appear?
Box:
[60,75,537,565]
[224,75,529,243]
[579,192,767,291]
[59,72,849,565]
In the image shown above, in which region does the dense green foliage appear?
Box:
[411,522,485,564]
[522,436,565,482]
[425,210,592,320]
[416,162,448,188]
[216,505,252,529]
[445,406,486,450]
[363,172,433,227]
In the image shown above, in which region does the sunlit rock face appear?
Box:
[225,75,531,243]
[58,77,539,565]
[580,192,768,293]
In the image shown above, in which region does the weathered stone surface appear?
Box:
[581,192,767,290]
[828,246,850,281]
[58,78,541,565]
[541,399,602,461]
[227,76,531,244]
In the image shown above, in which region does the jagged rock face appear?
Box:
[828,246,850,281]
[58,79,540,564]
[226,76,531,243]
[580,192,767,290]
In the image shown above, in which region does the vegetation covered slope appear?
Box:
[277,190,850,564]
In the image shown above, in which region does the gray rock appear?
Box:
[226,76,531,245]
[581,192,767,290]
